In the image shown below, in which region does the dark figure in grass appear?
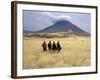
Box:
[52,41,57,52]
[57,41,62,52]
[42,41,47,52]
[48,41,52,52]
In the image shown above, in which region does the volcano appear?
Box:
[38,20,90,36]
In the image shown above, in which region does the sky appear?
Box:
[23,10,91,33]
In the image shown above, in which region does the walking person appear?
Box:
[48,41,52,52]
[52,41,57,52]
[57,41,62,52]
[42,41,47,52]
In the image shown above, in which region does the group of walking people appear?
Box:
[42,41,62,52]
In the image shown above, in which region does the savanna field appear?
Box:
[23,36,91,69]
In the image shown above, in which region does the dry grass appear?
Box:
[23,36,91,69]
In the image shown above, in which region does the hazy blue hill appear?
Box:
[38,20,90,36]
[24,30,35,33]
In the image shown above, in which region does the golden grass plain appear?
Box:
[23,36,91,69]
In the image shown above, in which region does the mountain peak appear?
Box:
[55,20,69,24]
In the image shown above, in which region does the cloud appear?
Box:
[40,12,71,22]
[56,15,71,20]
[40,12,55,18]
